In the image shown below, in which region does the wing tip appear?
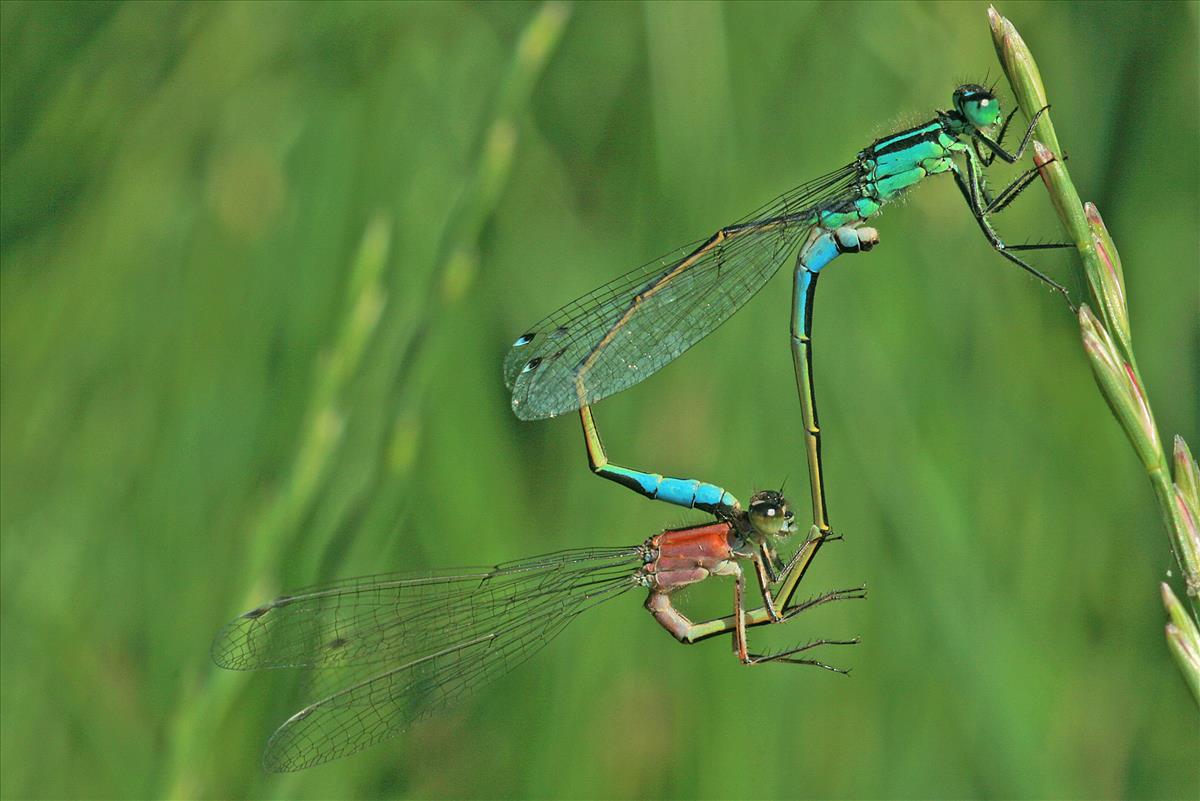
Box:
[210,621,250,670]
[261,707,320,773]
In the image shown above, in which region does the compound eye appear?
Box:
[976,101,1001,127]
[748,490,795,537]
[953,84,1001,129]
[750,499,781,519]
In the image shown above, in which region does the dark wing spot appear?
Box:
[551,326,569,338]
[550,347,567,360]
[521,357,543,373]
[242,605,271,619]
[513,332,536,347]
[326,636,349,650]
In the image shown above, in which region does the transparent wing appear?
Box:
[504,165,860,420]
[212,547,643,772]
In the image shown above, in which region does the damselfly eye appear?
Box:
[953,84,1001,130]
[748,490,794,538]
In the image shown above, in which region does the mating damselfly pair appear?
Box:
[214,83,1074,772]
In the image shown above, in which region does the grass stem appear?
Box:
[989,5,1200,705]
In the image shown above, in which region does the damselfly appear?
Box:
[213,405,863,772]
[505,84,1074,544]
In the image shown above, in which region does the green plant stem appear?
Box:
[988,4,1200,704]
[161,5,570,796]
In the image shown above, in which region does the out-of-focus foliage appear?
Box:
[2,2,1196,799]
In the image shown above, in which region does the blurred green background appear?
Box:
[2,1,1197,799]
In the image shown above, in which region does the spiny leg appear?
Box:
[747,585,868,669]
[758,541,786,579]
[953,150,1076,311]
[748,549,783,621]
[670,575,866,646]
[982,153,1072,217]
[743,582,864,670]
[731,562,752,660]
[739,530,863,627]
[963,104,1078,307]
[780,584,868,622]
[744,638,861,672]
[766,522,840,615]
[734,523,838,633]
[975,107,1020,167]
[972,104,1050,164]
[790,226,880,540]
[732,567,861,667]
[652,563,862,669]
[729,537,824,632]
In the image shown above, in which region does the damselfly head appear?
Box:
[747,490,796,540]
[953,84,1002,130]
